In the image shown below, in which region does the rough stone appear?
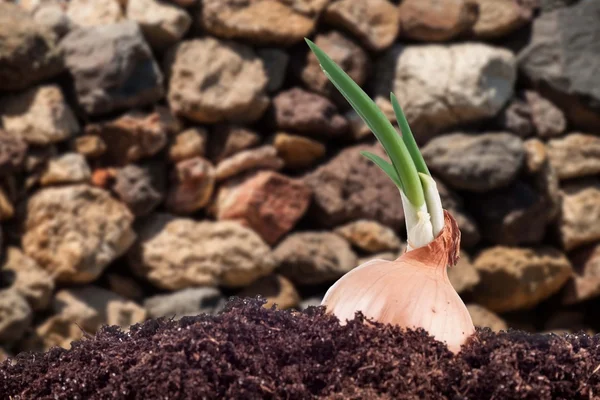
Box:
[166,38,268,124]
[238,274,300,310]
[324,0,400,51]
[257,48,289,93]
[523,138,547,174]
[22,185,136,284]
[32,3,72,39]
[272,88,349,139]
[66,0,124,26]
[166,157,215,214]
[304,144,405,230]
[448,251,480,294]
[1,247,50,310]
[563,243,600,305]
[274,231,357,285]
[334,220,402,253]
[213,171,312,245]
[208,125,261,163]
[74,135,107,159]
[0,131,27,178]
[215,145,283,182]
[496,98,534,138]
[273,132,326,169]
[472,246,573,313]
[39,153,91,186]
[0,188,14,222]
[470,0,536,39]
[60,21,164,116]
[466,304,508,332]
[422,132,524,192]
[559,179,600,252]
[114,164,164,217]
[129,215,276,290]
[0,85,79,146]
[547,133,600,181]
[0,289,32,343]
[398,0,478,42]
[375,43,516,142]
[126,0,192,51]
[0,2,64,91]
[106,274,144,302]
[168,128,208,163]
[525,90,566,138]
[144,287,225,319]
[199,0,328,46]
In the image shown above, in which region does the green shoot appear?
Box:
[360,151,403,189]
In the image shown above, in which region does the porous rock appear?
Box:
[563,243,600,305]
[547,133,600,181]
[470,0,536,39]
[144,287,226,319]
[129,215,276,290]
[32,3,72,39]
[114,164,164,217]
[0,289,32,343]
[74,135,107,159]
[0,132,28,177]
[334,220,402,253]
[496,98,534,138]
[168,128,207,163]
[22,185,136,284]
[208,125,260,163]
[215,145,284,182]
[559,179,600,251]
[238,274,300,310]
[66,0,124,26]
[39,153,91,186]
[166,157,215,214]
[525,90,566,138]
[273,132,326,169]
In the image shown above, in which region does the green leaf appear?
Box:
[360,151,403,190]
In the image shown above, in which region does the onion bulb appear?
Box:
[322,211,475,353]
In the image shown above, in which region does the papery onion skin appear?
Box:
[322,210,475,354]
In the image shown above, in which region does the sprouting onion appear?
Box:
[306,39,475,354]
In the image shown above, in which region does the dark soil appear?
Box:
[1,298,600,400]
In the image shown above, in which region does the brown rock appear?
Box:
[471,0,536,39]
[466,304,508,332]
[523,138,547,174]
[74,135,107,158]
[208,125,261,163]
[0,289,32,343]
[0,85,80,145]
[273,133,326,169]
[166,37,268,124]
[472,246,573,313]
[563,243,600,305]
[496,98,534,138]
[66,0,124,26]
[39,153,91,186]
[0,130,27,177]
[448,251,480,294]
[114,164,164,216]
[334,220,401,253]
[214,171,312,245]
[107,273,144,302]
[399,0,478,42]
[126,0,191,51]
[91,168,117,189]
[168,128,208,163]
[215,145,284,182]
[238,274,300,310]
[547,133,600,181]
[0,188,14,221]
[525,90,566,138]
[559,179,600,251]
[166,157,215,214]
[257,48,289,93]
[324,0,400,51]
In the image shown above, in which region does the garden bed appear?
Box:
[1,297,599,399]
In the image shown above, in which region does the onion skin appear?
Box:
[322,210,475,354]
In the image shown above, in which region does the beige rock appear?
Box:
[127,0,191,50]
[168,128,207,163]
[559,180,600,251]
[0,289,32,343]
[523,138,547,174]
[166,157,215,214]
[144,287,225,319]
[31,315,81,351]
[74,135,107,158]
[273,133,326,169]
[166,37,269,124]
[324,0,400,51]
[66,0,123,26]
[472,246,573,313]
[448,251,480,294]
[471,0,535,39]
[39,153,91,186]
[32,3,72,39]
[466,304,507,332]
[215,145,284,182]
[0,188,14,221]
[0,85,79,145]
[563,243,600,305]
[547,133,600,180]
[208,125,260,163]
[525,90,566,138]
[107,300,147,328]
[129,215,276,290]
[22,185,136,284]
[238,274,300,310]
[334,219,401,253]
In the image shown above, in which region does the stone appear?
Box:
[0,131,27,178]
[563,243,600,305]
[524,90,566,138]
[539,0,577,12]
[60,21,164,116]
[66,0,123,26]
[114,164,164,217]
[300,31,370,100]
[345,109,372,141]
[0,3,63,91]
[398,0,478,42]
[166,38,268,124]
[106,274,144,302]
[257,48,289,93]
[39,153,91,186]
[304,143,405,229]
[273,133,326,169]
[215,145,284,182]
[274,231,357,285]
[523,138,547,174]
[272,88,349,139]
[422,132,524,192]
[129,215,276,290]
[0,85,80,145]
[547,133,600,181]
[0,188,14,221]
[0,348,8,362]
[74,135,107,158]
[559,179,600,251]
[0,289,32,343]
[84,109,170,166]
[126,0,192,51]
[448,251,480,294]
[199,0,328,46]
[166,157,215,214]
[470,0,536,39]
[144,287,225,319]
[208,125,260,163]
[375,43,516,142]
[214,171,312,244]
[472,246,572,313]
[168,128,208,163]
[334,220,402,253]
[22,185,136,284]
[496,98,534,138]
[466,304,507,332]
[324,0,400,51]
[434,178,481,248]
[238,274,300,310]
[91,168,117,189]
[32,3,72,38]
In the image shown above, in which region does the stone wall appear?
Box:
[1,0,599,356]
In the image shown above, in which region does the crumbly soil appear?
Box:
[1,297,599,400]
